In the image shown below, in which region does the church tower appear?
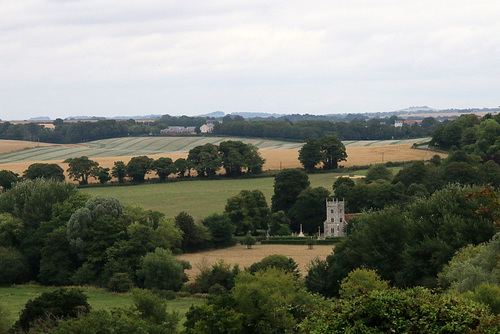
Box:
[324,199,346,237]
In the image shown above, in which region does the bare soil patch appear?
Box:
[176,244,334,281]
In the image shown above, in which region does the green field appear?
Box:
[0,136,428,164]
[83,171,376,220]
[0,285,204,329]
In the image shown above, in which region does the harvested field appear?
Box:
[0,140,57,154]
[0,137,445,178]
[176,244,334,281]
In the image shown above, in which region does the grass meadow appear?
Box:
[82,171,377,220]
[0,285,204,329]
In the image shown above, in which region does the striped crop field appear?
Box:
[0,137,441,177]
[0,137,430,164]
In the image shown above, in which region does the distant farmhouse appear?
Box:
[200,121,215,133]
[160,126,196,135]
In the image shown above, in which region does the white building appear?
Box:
[200,123,215,133]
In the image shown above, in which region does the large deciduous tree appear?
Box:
[320,135,347,170]
[0,170,19,191]
[218,141,265,176]
[288,186,331,234]
[225,190,270,235]
[23,163,65,181]
[137,247,188,291]
[126,155,154,183]
[271,169,310,214]
[188,143,222,177]
[298,138,323,171]
[111,161,127,183]
[64,156,99,185]
[152,157,176,181]
[175,211,210,252]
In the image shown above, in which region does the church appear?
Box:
[323,199,358,237]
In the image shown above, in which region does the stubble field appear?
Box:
[176,244,334,281]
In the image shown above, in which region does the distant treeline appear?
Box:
[0,113,443,144]
[213,117,441,140]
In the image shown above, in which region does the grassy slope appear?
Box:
[0,285,203,329]
[82,170,388,220]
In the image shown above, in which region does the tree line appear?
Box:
[0,113,442,145]
[0,140,265,189]
[213,115,441,141]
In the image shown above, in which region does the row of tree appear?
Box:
[0,113,442,145]
[213,116,441,141]
[0,140,266,188]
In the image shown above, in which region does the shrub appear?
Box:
[13,288,90,333]
[0,247,30,285]
[108,272,134,293]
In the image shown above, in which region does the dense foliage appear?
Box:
[307,184,497,297]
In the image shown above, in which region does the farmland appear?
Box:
[0,136,442,177]
[176,244,334,281]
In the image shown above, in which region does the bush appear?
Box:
[108,273,134,293]
[13,288,90,333]
[0,247,30,285]
[137,248,187,291]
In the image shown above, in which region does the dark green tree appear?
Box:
[127,156,154,183]
[23,163,65,181]
[298,138,323,171]
[13,288,90,333]
[152,157,176,181]
[92,166,112,184]
[332,177,355,199]
[202,213,236,248]
[247,254,299,277]
[225,190,270,235]
[0,169,19,191]
[187,143,222,177]
[174,158,191,177]
[319,135,347,170]
[288,186,331,234]
[64,156,99,185]
[0,246,30,284]
[137,248,188,291]
[111,161,127,183]
[365,164,392,183]
[269,211,291,236]
[175,211,210,252]
[271,169,310,214]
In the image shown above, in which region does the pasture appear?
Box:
[176,244,335,281]
[82,172,365,220]
[0,285,204,328]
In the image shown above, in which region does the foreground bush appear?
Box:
[299,287,500,333]
[12,288,90,333]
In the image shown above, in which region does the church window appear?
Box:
[340,218,343,222]
[331,218,334,222]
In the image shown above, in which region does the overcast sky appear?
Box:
[1,1,499,120]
